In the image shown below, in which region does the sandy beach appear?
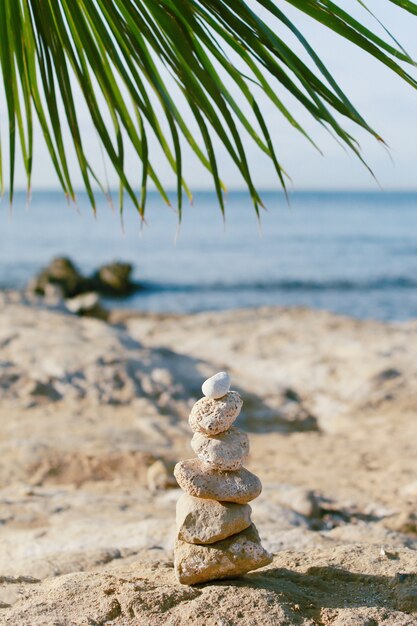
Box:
[0,295,416,625]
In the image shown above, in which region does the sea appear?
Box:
[1,190,417,322]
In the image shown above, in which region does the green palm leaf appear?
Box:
[1,0,417,216]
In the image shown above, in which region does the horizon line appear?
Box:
[4,187,417,195]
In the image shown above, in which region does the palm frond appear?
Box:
[1,0,417,216]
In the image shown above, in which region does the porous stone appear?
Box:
[189,392,243,435]
[174,524,273,585]
[174,459,262,504]
[191,427,249,471]
[176,493,252,544]
[202,371,231,399]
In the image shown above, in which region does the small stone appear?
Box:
[176,494,252,544]
[174,459,262,504]
[174,524,273,585]
[189,392,243,436]
[65,293,109,321]
[191,427,249,471]
[146,459,178,493]
[202,372,231,399]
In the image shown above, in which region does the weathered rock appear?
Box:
[176,494,252,544]
[0,303,197,407]
[29,257,90,298]
[174,524,272,585]
[191,427,249,471]
[174,459,261,504]
[29,258,138,301]
[93,262,135,296]
[202,371,231,399]
[3,548,417,625]
[189,391,242,435]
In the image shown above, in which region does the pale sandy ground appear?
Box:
[0,294,416,625]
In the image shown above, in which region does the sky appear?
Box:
[1,0,417,192]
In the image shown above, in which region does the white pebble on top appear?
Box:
[202,371,231,399]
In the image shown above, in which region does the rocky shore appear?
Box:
[0,293,416,624]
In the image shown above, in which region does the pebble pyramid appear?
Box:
[174,372,272,585]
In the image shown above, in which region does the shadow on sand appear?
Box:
[208,566,417,620]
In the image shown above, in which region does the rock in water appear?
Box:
[176,494,252,544]
[189,392,243,435]
[175,524,272,585]
[191,427,249,471]
[93,262,135,296]
[174,459,262,504]
[29,257,89,298]
[28,257,137,301]
[202,371,231,399]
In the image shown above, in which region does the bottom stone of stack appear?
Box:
[174,524,273,585]
[176,494,252,544]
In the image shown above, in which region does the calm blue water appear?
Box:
[1,190,417,321]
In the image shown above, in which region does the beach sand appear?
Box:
[0,295,416,625]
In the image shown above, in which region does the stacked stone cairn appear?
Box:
[174,372,272,585]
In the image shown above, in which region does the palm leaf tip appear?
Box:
[0,0,416,216]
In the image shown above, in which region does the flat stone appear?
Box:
[189,392,243,435]
[191,427,249,471]
[174,524,273,585]
[174,459,262,504]
[202,372,231,399]
[176,494,252,544]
